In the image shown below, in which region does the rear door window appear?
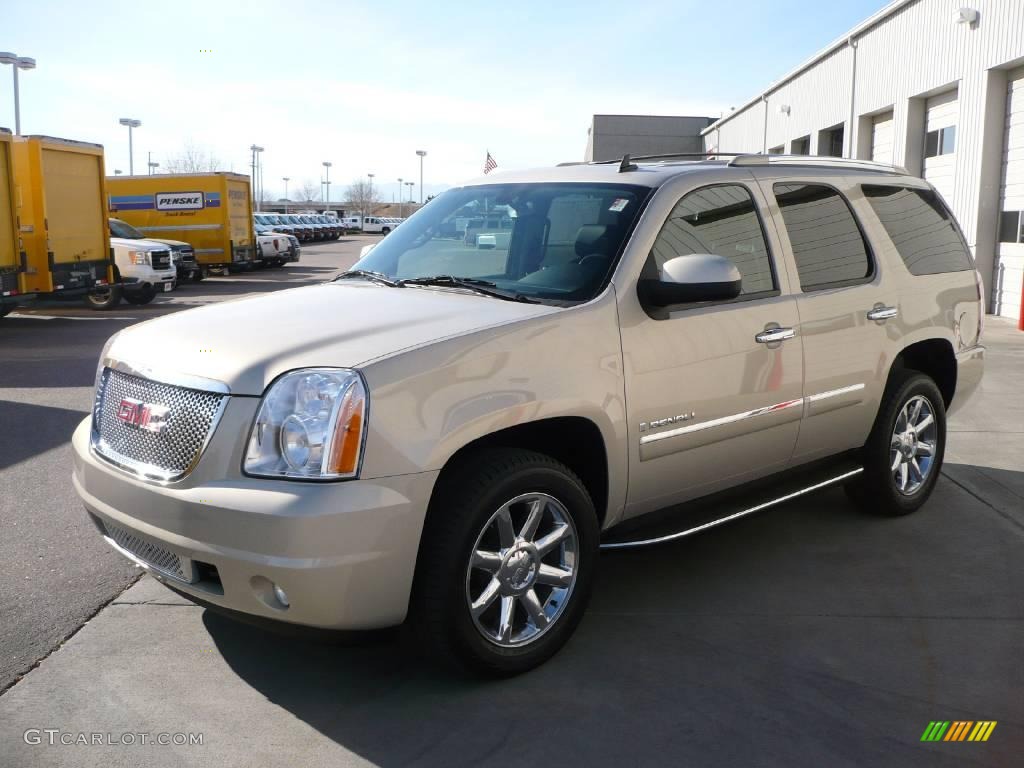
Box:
[862,185,973,274]
[773,183,873,290]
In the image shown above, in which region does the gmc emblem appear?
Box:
[116,398,170,433]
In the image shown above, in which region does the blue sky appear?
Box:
[2,0,887,201]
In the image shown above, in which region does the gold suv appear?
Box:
[72,154,985,675]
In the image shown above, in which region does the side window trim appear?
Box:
[771,180,877,293]
[647,181,782,312]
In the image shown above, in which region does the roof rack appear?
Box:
[728,154,907,174]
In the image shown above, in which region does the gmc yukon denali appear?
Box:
[72,154,985,675]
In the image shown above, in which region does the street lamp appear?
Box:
[322,161,332,213]
[366,173,375,220]
[416,150,427,204]
[397,178,403,218]
[250,144,264,211]
[0,53,36,135]
[282,177,290,213]
[405,181,415,210]
[148,161,159,175]
[119,118,142,175]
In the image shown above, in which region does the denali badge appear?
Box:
[639,411,696,433]
[116,398,170,433]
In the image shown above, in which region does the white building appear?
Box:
[702,0,1024,325]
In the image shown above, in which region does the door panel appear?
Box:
[621,182,803,519]
[761,179,894,462]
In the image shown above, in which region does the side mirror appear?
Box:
[638,253,742,307]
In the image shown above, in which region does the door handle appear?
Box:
[867,306,898,321]
[755,327,795,344]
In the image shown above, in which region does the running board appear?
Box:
[600,459,863,551]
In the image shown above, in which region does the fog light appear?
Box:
[273,583,290,608]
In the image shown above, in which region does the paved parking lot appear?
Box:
[0,246,1021,766]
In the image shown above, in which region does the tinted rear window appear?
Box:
[774,183,872,290]
[862,185,973,275]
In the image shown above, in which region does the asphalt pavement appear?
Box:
[0,247,1021,766]
[0,239,364,693]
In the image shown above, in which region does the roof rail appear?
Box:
[593,151,749,167]
[728,154,907,174]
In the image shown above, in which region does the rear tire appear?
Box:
[845,371,946,516]
[0,305,12,318]
[191,270,206,282]
[84,284,123,310]
[412,448,598,677]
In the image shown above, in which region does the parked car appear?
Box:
[254,232,292,267]
[282,213,314,242]
[361,216,393,234]
[110,218,200,283]
[255,213,297,240]
[72,156,984,676]
[107,235,176,304]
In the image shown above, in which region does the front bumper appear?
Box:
[71,415,438,629]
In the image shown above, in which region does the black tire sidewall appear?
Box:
[419,450,599,676]
[124,284,157,305]
[862,372,947,515]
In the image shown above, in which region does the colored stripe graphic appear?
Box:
[921,720,996,742]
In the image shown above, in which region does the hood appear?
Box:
[110,236,170,251]
[146,237,192,250]
[107,281,560,395]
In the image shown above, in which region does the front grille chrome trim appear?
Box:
[103,358,231,394]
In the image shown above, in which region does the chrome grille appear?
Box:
[103,520,192,582]
[179,248,196,264]
[150,250,171,269]
[92,368,227,481]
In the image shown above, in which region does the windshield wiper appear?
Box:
[334,269,400,287]
[397,275,538,303]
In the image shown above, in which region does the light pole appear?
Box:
[405,181,415,213]
[397,178,403,218]
[0,53,36,136]
[416,149,427,203]
[282,177,290,213]
[119,118,141,175]
[322,161,332,213]
[250,144,264,211]
[148,161,159,175]
[366,173,375,221]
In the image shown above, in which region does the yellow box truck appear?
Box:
[11,135,118,309]
[106,173,255,272]
[0,128,22,317]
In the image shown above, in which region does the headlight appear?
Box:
[128,249,149,265]
[244,368,367,480]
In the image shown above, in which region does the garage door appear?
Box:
[870,111,894,165]
[995,67,1024,321]
[923,90,958,206]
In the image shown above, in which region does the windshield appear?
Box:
[109,218,145,239]
[352,182,650,304]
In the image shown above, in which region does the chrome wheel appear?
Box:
[890,394,938,495]
[465,492,579,648]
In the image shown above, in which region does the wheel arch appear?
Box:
[887,337,957,408]
[429,416,611,529]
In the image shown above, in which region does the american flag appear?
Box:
[483,152,497,174]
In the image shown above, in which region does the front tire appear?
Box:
[845,371,946,516]
[123,283,157,305]
[413,448,598,676]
